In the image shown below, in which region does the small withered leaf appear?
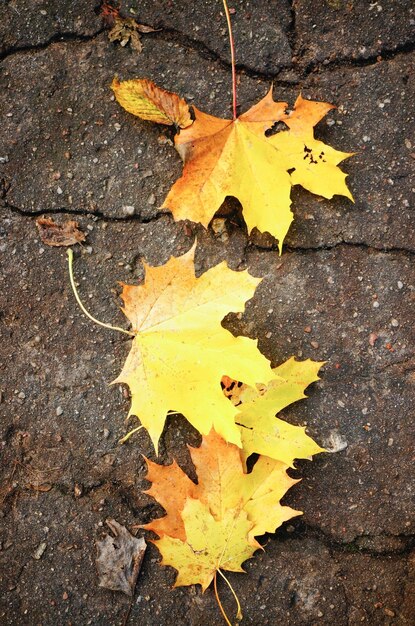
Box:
[108,16,156,52]
[36,217,86,247]
[96,519,146,596]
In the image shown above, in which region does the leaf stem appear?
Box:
[119,425,143,445]
[218,569,243,621]
[67,249,135,337]
[214,571,233,626]
[222,0,237,120]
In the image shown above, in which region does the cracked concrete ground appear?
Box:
[0,1,414,625]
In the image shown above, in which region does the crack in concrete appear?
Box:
[1,23,414,86]
[3,200,415,257]
[301,39,415,77]
[291,520,415,558]
[0,28,105,62]
[243,238,415,259]
[1,199,171,225]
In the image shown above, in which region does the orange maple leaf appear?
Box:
[144,430,301,589]
[113,79,354,250]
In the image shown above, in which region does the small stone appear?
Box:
[56,406,63,416]
[32,542,47,560]
[74,484,82,498]
[147,193,156,205]
[265,332,272,339]
[310,341,319,349]
[114,123,122,131]
[103,428,110,439]
[369,332,378,346]
[383,608,395,618]
[62,591,69,601]
[397,281,403,290]
[56,186,63,195]
[391,319,399,327]
[388,438,394,446]
[122,205,135,216]
[17,391,26,400]
[372,301,380,308]
[304,325,312,333]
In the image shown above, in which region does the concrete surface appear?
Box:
[1,1,414,624]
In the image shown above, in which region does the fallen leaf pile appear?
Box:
[113,80,353,251]
[64,15,356,622]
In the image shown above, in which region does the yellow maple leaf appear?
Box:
[144,430,300,543]
[269,94,354,201]
[157,499,258,592]
[227,357,326,466]
[145,430,301,593]
[158,498,261,591]
[113,81,353,251]
[111,77,192,128]
[165,95,292,251]
[164,90,353,252]
[114,246,272,452]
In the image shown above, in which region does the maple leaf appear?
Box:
[113,79,353,251]
[144,430,301,591]
[111,78,192,128]
[268,94,354,202]
[114,246,273,452]
[223,357,326,467]
[156,498,257,592]
[164,90,353,251]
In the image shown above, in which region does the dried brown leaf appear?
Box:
[108,16,156,52]
[36,217,86,247]
[96,519,146,596]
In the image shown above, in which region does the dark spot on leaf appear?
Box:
[265,121,289,137]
